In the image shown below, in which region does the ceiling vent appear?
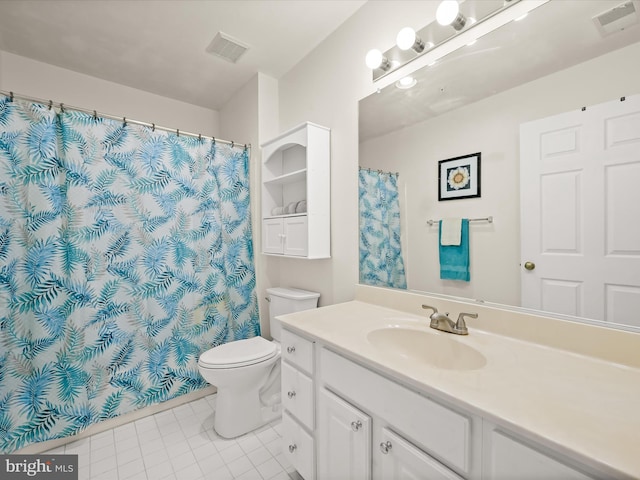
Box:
[593,1,638,36]
[206,32,250,63]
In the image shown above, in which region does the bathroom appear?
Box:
[1,0,639,479]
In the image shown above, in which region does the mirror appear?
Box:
[359,0,640,330]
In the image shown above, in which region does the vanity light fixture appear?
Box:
[395,76,417,89]
[396,27,426,53]
[365,49,391,71]
[436,0,467,31]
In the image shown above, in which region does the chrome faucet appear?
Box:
[421,305,477,336]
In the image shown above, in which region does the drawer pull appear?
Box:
[289,444,297,453]
[350,420,362,432]
[287,346,296,354]
[287,390,296,399]
[380,441,393,454]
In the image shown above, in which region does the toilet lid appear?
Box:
[198,336,277,369]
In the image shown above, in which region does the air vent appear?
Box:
[206,32,249,63]
[593,1,638,36]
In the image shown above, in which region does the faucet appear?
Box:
[421,305,477,335]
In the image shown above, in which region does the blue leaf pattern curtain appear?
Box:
[0,95,259,452]
[359,168,407,289]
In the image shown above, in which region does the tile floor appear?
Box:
[44,394,299,480]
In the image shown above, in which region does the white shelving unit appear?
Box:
[261,122,330,259]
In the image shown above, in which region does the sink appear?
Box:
[367,326,487,370]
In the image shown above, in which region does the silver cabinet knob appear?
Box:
[380,441,392,454]
[286,346,296,354]
[287,390,296,399]
[289,444,297,453]
[350,420,362,432]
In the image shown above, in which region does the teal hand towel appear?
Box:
[439,218,470,281]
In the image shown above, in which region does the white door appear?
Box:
[317,388,371,480]
[378,428,463,480]
[520,94,640,327]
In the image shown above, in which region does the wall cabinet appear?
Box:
[261,122,330,259]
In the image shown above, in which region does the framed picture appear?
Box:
[438,152,481,201]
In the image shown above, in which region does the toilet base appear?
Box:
[214,386,281,438]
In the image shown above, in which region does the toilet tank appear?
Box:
[266,287,320,341]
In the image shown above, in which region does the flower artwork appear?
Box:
[438,153,481,200]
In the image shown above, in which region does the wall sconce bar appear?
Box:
[370,0,521,81]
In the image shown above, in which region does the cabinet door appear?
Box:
[484,426,593,480]
[378,428,463,480]
[283,216,308,256]
[318,388,371,480]
[263,218,284,254]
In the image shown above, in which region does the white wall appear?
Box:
[276,1,438,306]
[360,42,640,307]
[0,51,219,134]
[219,72,279,337]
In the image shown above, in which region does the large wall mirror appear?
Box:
[359,0,640,331]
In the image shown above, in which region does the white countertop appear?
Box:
[279,299,640,479]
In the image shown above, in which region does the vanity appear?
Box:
[278,285,640,480]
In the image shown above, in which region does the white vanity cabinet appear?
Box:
[318,347,480,480]
[261,122,330,259]
[483,424,594,480]
[280,330,316,480]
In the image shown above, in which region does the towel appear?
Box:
[439,218,470,281]
[440,218,462,246]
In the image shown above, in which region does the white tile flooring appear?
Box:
[44,394,299,480]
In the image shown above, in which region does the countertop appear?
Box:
[278,299,640,479]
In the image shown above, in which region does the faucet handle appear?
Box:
[455,312,478,334]
[421,305,438,316]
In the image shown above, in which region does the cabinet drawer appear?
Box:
[321,348,473,476]
[281,329,313,374]
[282,361,314,429]
[283,411,315,480]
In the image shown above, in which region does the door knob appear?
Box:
[524,261,536,270]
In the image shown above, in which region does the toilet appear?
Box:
[197,287,320,438]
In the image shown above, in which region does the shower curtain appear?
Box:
[359,168,407,289]
[0,95,259,452]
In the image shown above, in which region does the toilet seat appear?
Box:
[198,336,278,369]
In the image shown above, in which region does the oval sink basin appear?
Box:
[367,327,486,370]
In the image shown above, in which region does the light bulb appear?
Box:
[397,27,417,50]
[436,0,460,26]
[395,76,417,89]
[365,49,385,69]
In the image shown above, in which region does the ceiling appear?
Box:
[360,0,640,141]
[0,0,366,110]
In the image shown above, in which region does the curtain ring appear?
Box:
[152,123,155,132]
[244,144,248,151]
[9,92,14,102]
[176,129,180,137]
[60,103,65,113]
[212,137,216,144]
[93,110,98,120]
[198,133,202,142]
[122,117,127,126]
[48,100,53,110]
[231,141,234,148]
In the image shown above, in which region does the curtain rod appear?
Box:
[359,166,399,176]
[0,90,249,150]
